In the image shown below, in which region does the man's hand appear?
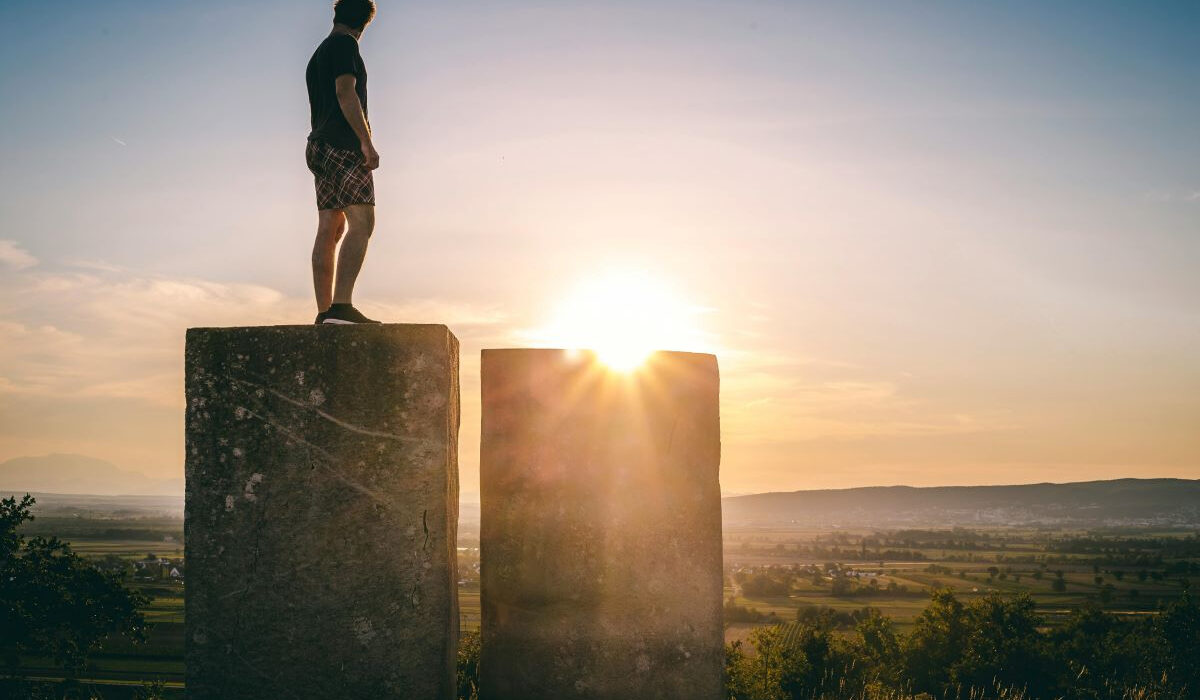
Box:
[361,140,380,170]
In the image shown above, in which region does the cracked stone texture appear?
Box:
[479,349,723,700]
[185,325,459,699]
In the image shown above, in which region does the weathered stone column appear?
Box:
[479,349,723,700]
[185,325,459,699]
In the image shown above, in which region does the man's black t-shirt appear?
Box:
[306,33,368,150]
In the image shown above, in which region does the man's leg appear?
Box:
[332,203,375,305]
[312,209,347,312]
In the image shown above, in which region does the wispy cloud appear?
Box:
[0,240,37,270]
[719,348,1016,445]
[1141,189,1200,203]
[63,258,127,273]
[0,266,507,407]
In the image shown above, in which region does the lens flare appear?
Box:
[533,270,707,371]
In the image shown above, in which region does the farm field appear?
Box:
[722,524,1197,641]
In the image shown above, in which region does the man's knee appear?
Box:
[316,212,346,244]
[344,204,375,238]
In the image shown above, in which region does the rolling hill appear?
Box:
[721,478,1200,527]
[0,453,182,497]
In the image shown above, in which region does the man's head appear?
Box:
[333,0,376,32]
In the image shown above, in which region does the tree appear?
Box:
[0,494,148,675]
[855,607,901,687]
[1052,570,1067,592]
[777,620,860,698]
[723,640,764,700]
[96,554,133,576]
[1045,604,1135,697]
[742,572,791,597]
[725,627,798,700]
[726,597,772,623]
[1154,591,1200,693]
[901,589,968,694]
[950,592,1052,697]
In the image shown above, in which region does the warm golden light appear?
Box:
[532,269,706,371]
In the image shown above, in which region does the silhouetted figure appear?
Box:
[306,0,381,324]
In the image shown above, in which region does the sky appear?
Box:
[0,0,1197,495]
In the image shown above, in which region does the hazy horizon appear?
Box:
[1,0,1198,495]
[3,452,1198,502]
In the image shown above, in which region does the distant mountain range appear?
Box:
[722,478,1200,528]
[0,454,182,497]
[3,455,1196,529]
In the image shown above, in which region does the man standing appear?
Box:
[306,0,381,324]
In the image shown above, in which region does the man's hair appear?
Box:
[333,0,376,30]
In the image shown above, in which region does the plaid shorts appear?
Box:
[305,139,375,210]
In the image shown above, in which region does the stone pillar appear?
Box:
[479,349,723,700]
[185,325,459,699]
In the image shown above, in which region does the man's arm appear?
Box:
[335,74,379,170]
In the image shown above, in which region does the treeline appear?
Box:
[1050,535,1200,557]
[733,528,1009,553]
[733,565,920,599]
[724,598,781,623]
[733,543,927,561]
[19,521,181,542]
[731,530,1200,562]
[725,590,1199,700]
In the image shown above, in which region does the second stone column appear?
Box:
[479,349,723,700]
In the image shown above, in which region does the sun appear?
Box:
[532,269,707,371]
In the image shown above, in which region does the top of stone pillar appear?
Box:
[187,322,455,333]
[480,347,717,375]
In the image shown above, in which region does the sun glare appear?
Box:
[533,270,706,371]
